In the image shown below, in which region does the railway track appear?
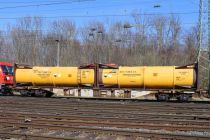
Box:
[0,96,210,139]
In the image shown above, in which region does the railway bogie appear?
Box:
[155,93,192,102]
[17,88,54,97]
[176,94,192,102]
[0,85,13,96]
[155,94,171,101]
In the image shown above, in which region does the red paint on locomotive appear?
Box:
[0,62,14,85]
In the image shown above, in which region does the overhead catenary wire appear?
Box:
[0,0,74,4]
[0,11,204,20]
[0,1,161,14]
[0,0,201,39]
[0,0,159,6]
[0,0,93,10]
[0,0,196,17]
[0,0,200,17]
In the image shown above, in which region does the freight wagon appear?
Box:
[14,63,199,101]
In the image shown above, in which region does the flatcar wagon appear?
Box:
[14,63,199,101]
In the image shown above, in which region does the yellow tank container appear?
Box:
[15,67,95,87]
[15,69,34,84]
[101,67,144,88]
[118,67,144,88]
[101,69,118,85]
[101,66,195,88]
[144,66,174,88]
[144,66,195,88]
[16,65,195,89]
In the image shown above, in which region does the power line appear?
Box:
[0,12,202,20]
[0,0,162,14]
[0,1,159,14]
[0,0,72,4]
[0,1,199,15]
[186,0,199,5]
[0,0,157,5]
[0,0,92,10]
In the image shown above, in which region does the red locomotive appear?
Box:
[0,62,14,95]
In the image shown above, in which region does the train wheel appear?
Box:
[45,91,53,97]
[31,92,36,97]
[177,94,191,102]
[34,90,46,97]
[156,94,170,102]
[0,87,13,96]
[19,90,29,96]
[34,89,53,97]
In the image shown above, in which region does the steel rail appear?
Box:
[0,116,210,132]
[1,122,210,140]
[0,132,76,140]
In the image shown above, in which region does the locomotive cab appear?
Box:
[0,62,14,95]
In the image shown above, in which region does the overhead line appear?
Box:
[0,0,92,10]
[0,0,72,4]
[0,12,202,20]
[0,2,159,14]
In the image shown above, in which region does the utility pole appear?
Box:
[208,0,210,91]
[197,0,210,92]
[208,0,210,61]
[197,0,203,62]
[56,39,60,66]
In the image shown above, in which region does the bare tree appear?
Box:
[183,26,198,63]
[10,17,43,65]
[0,15,197,66]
